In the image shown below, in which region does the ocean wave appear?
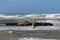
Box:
[0,14,60,19]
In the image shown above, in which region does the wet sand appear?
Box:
[0,30,60,40]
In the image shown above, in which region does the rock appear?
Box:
[6,22,53,26]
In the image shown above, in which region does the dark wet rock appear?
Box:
[6,23,17,26]
[6,21,53,26]
[34,22,53,26]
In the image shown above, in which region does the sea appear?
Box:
[0,13,60,40]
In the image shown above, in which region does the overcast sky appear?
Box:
[0,0,60,13]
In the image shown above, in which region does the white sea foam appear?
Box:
[0,14,60,19]
[12,37,56,40]
[0,14,60,23]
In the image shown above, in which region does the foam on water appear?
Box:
[12,37,56,40]
[0,26,60,31]
[0,14,60,20]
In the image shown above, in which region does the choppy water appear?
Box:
[0,22,60,40]
[0,14,60,23]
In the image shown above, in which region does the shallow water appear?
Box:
[0,23,60,40]
[0,30,60,40]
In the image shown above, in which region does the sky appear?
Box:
[0,0,60,13]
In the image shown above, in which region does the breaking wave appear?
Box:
[0,14,60,19]
[0,14,60,23]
